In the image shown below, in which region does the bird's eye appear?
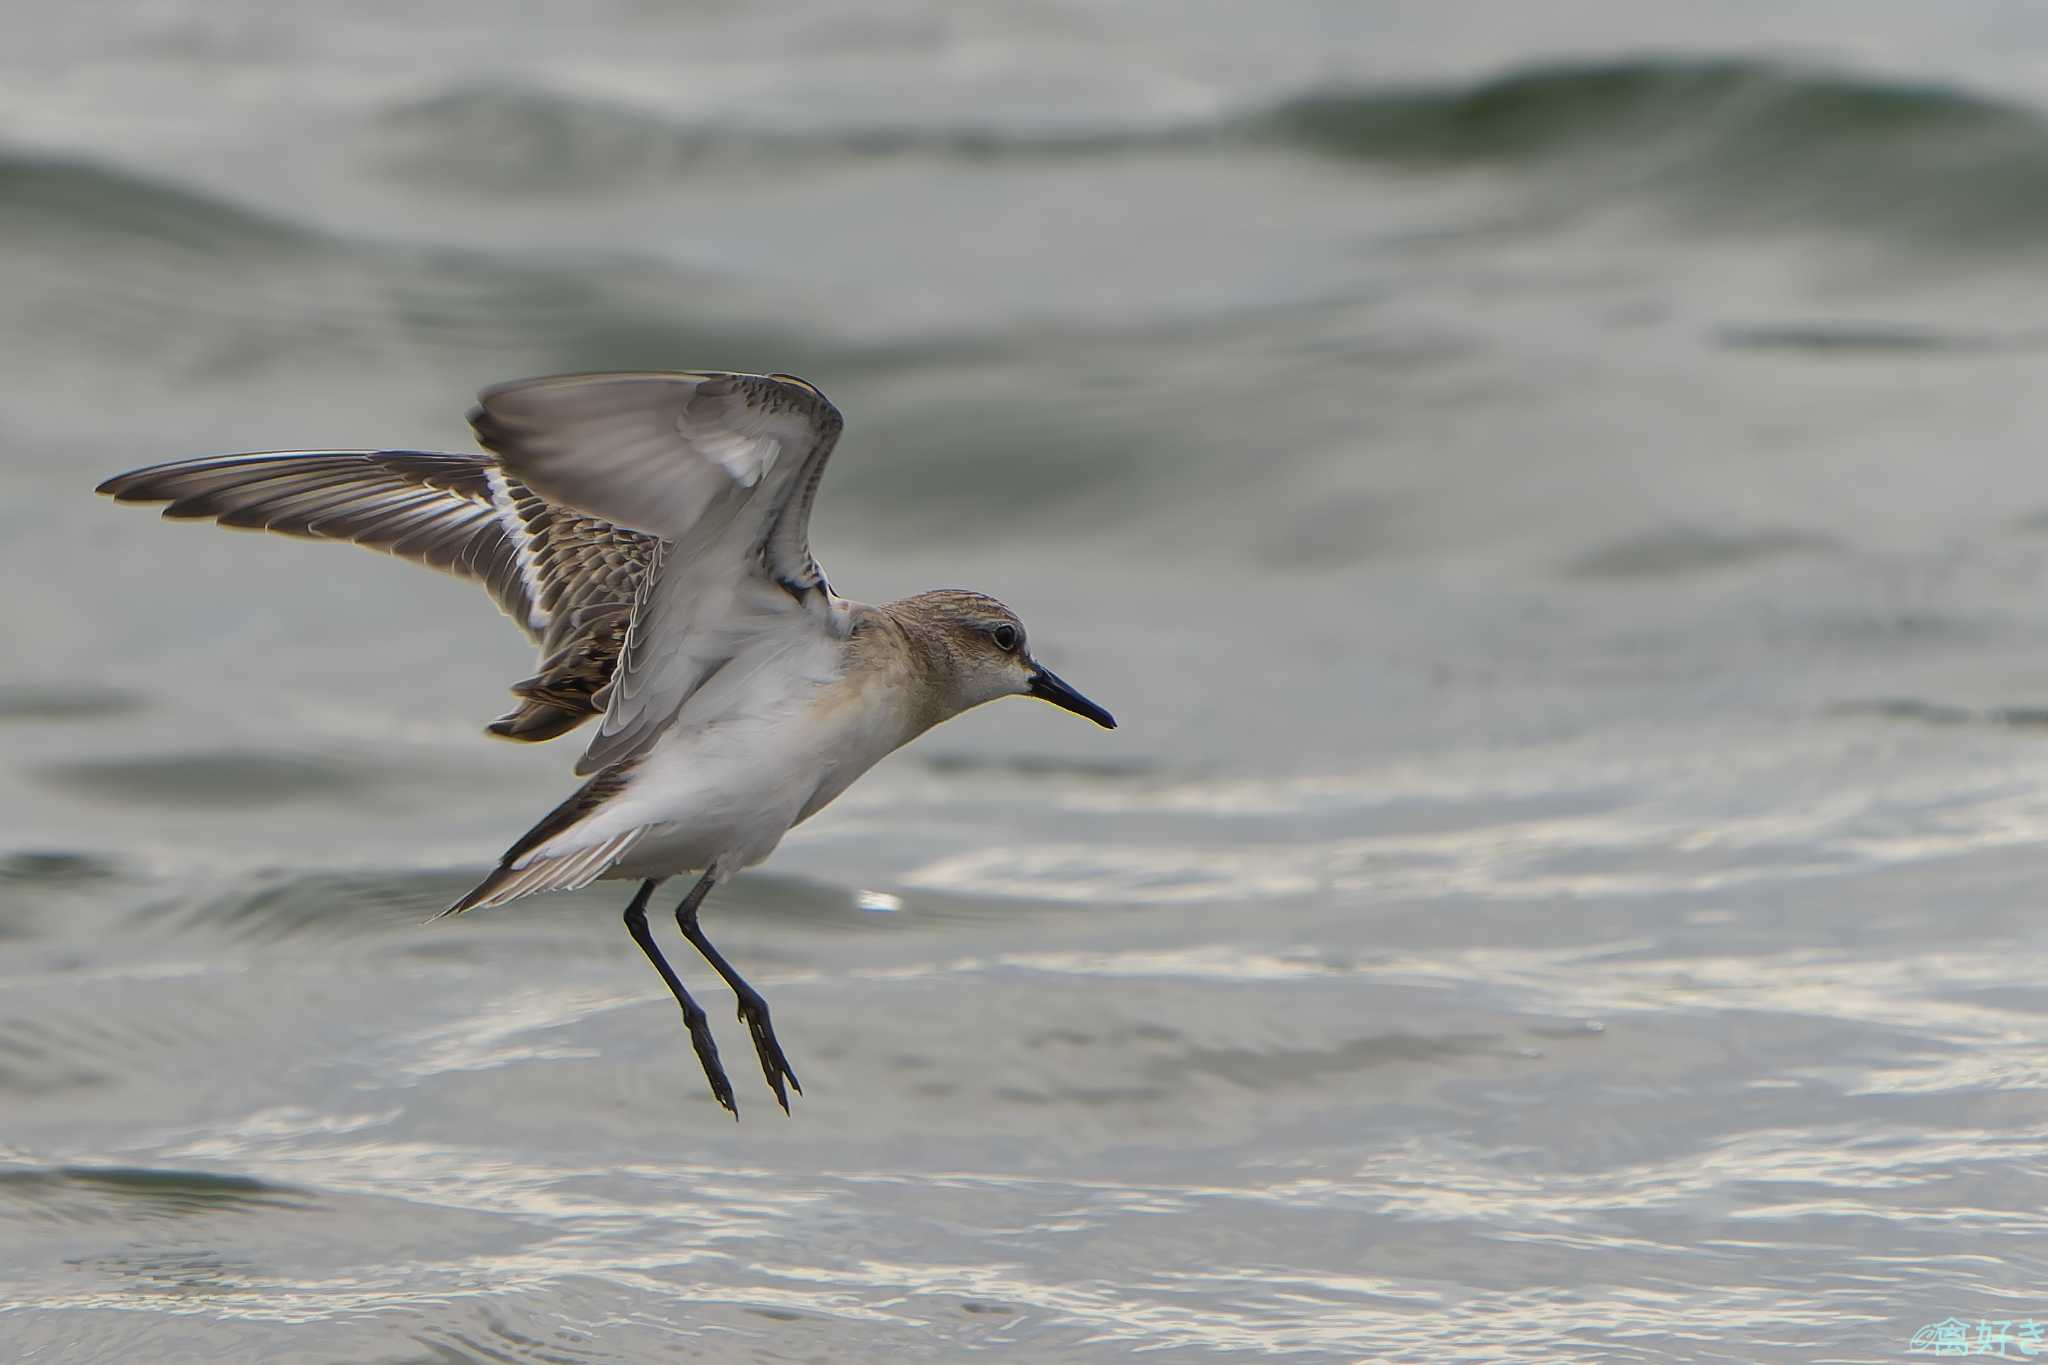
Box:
[991,624,1019,652]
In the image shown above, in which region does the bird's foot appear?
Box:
[735,990,801,1114]
[680,1002,738,1118]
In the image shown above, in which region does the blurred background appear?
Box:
[9,2,2048,1360]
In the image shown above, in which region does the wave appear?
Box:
[38,750,371,808]
[376,57,2048,170]
[0,1165,308,1226]
[355,58,2048,252]
[1830,698,2048,730]
[366,82,1180,192]
[0,155,313,255]
[12,57,2048,268]
[1269,58,2048,251]
[6,53,2045,409]
[1261,58,2033,165]
[0,149,813,381]
[1566,524,1840,580]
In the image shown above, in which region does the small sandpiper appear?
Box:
[98,371,1116,1116]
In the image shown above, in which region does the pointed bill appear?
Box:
[1027,665,1116,729]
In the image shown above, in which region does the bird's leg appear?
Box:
[622,878,736,1117]
[673,871,802,1114]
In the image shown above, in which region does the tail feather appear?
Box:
[441,828,644,917]
[439,758,647,917]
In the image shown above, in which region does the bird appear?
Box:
[97,370,1116,1117]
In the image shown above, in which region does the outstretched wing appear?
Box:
[97,449,662,740]
[469,371,846,774]
[97,450,552,634]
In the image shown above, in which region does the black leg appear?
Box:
[673,872,802,1114]
[622,878,736,1118]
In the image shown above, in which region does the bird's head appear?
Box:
[898,590,1116,729]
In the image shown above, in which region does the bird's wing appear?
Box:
[96,449,659,651]
[479,473,658,646]
[468,371,846,775]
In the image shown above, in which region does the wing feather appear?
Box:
[99,451,549,636]
[98,447,663,743]
[97,368,835,764]
[469,371,845,775]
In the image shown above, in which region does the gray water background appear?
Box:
[11,3,2048,1360]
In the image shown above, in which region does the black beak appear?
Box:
[1027,665,1116,729]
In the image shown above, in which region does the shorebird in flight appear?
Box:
[98,371,1116,1116]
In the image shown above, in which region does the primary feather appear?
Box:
[97,447,658,741]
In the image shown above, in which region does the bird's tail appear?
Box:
[441,828,644,916]
[439,759,647,917]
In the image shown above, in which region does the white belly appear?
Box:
[542,657,917,884]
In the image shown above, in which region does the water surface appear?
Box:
[10,3,2048,1360]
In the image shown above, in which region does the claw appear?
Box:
[683,1006,737,1116]
[735,995,799,1114]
